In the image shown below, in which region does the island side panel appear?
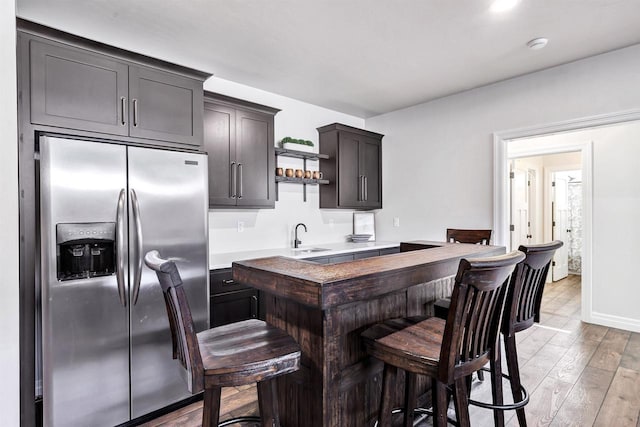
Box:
[324,290,408,426]
[406,275,456,317]
[262,293,324,427]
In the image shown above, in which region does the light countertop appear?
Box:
[209,241,400,270]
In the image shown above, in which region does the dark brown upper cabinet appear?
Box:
[25,27,206,147]
[204,92,279,208]
[128,66,203,146]
[318,123,383,209]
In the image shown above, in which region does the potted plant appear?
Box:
[281,136,315,152]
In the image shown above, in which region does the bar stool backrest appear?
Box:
[447,228,492,245]
[144,250,204,394]
[438,251,525,384]
[503,241,564,337]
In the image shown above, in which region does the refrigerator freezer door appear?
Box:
[127,147,209,417]
[40,137,130,427]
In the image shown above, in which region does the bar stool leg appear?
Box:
[403,372,417,427]
[257,378,280,427]
[378,364,398,426]
[505,335,527,427]
[490,345,505,427]
[258,379,280,427]
[432,380,449,427]
[202,387,222,427]
[452,377,471,427]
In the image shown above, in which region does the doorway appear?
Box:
[495,114,640,332]
[509,153,583,284]
[494,124,593,324]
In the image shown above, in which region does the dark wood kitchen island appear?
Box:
[232,241,505,426]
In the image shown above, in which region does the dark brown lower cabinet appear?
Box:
[210,289,258,328]
[209,268,260,328]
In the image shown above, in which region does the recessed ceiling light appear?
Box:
[527,38,549,50]
[490,0,520,13]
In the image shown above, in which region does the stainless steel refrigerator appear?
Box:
[38,135,209,426]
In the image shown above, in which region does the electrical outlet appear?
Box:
[237,221,244,232]
[393,217,400,227]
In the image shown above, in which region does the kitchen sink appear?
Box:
[291,247,330,254]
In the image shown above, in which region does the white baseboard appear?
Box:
[588,311,640,333]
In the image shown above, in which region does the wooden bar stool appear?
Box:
[365,251,524,427]
[446,228,492,245]
[475,241,563,427]
[144,250,301,427]
[433,241,563,426]
[433,229,492,319]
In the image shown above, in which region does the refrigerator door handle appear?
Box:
[116,188,127,307]
[130,188,144,305]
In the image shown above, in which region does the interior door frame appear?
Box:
[493,108,640,325]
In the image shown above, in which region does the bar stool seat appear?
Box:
[144,250,301,427]
[369,318,446,372]
[198,319,300,387]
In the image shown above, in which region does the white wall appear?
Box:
[366,44,640,331]
[204,78,366,254]
[510,122,640,329]
[1,2,20,425]
[366,43,640,244]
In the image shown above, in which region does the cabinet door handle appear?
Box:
[237,163,243,199]
[132,99,139,127]
[251,294,258,318]
[364,175,368,201]
[358,175,363,201]
[230,162,236,198]
[120,97,127,126]
[222,279,235,285]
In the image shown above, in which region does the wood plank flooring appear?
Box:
[139,275,640,426]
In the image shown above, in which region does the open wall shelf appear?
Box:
[275,147,329,160]
[275,147,330,202]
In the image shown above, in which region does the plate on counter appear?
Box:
[353,212,375,240]
[348,234,372,242]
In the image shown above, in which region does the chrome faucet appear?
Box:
[294,223,307,248]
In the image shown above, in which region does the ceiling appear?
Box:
[16,0,640,118]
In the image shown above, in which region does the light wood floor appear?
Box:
[141,275,640,426]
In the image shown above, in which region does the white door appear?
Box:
[510,166,530,250]
[552,174,569,280]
